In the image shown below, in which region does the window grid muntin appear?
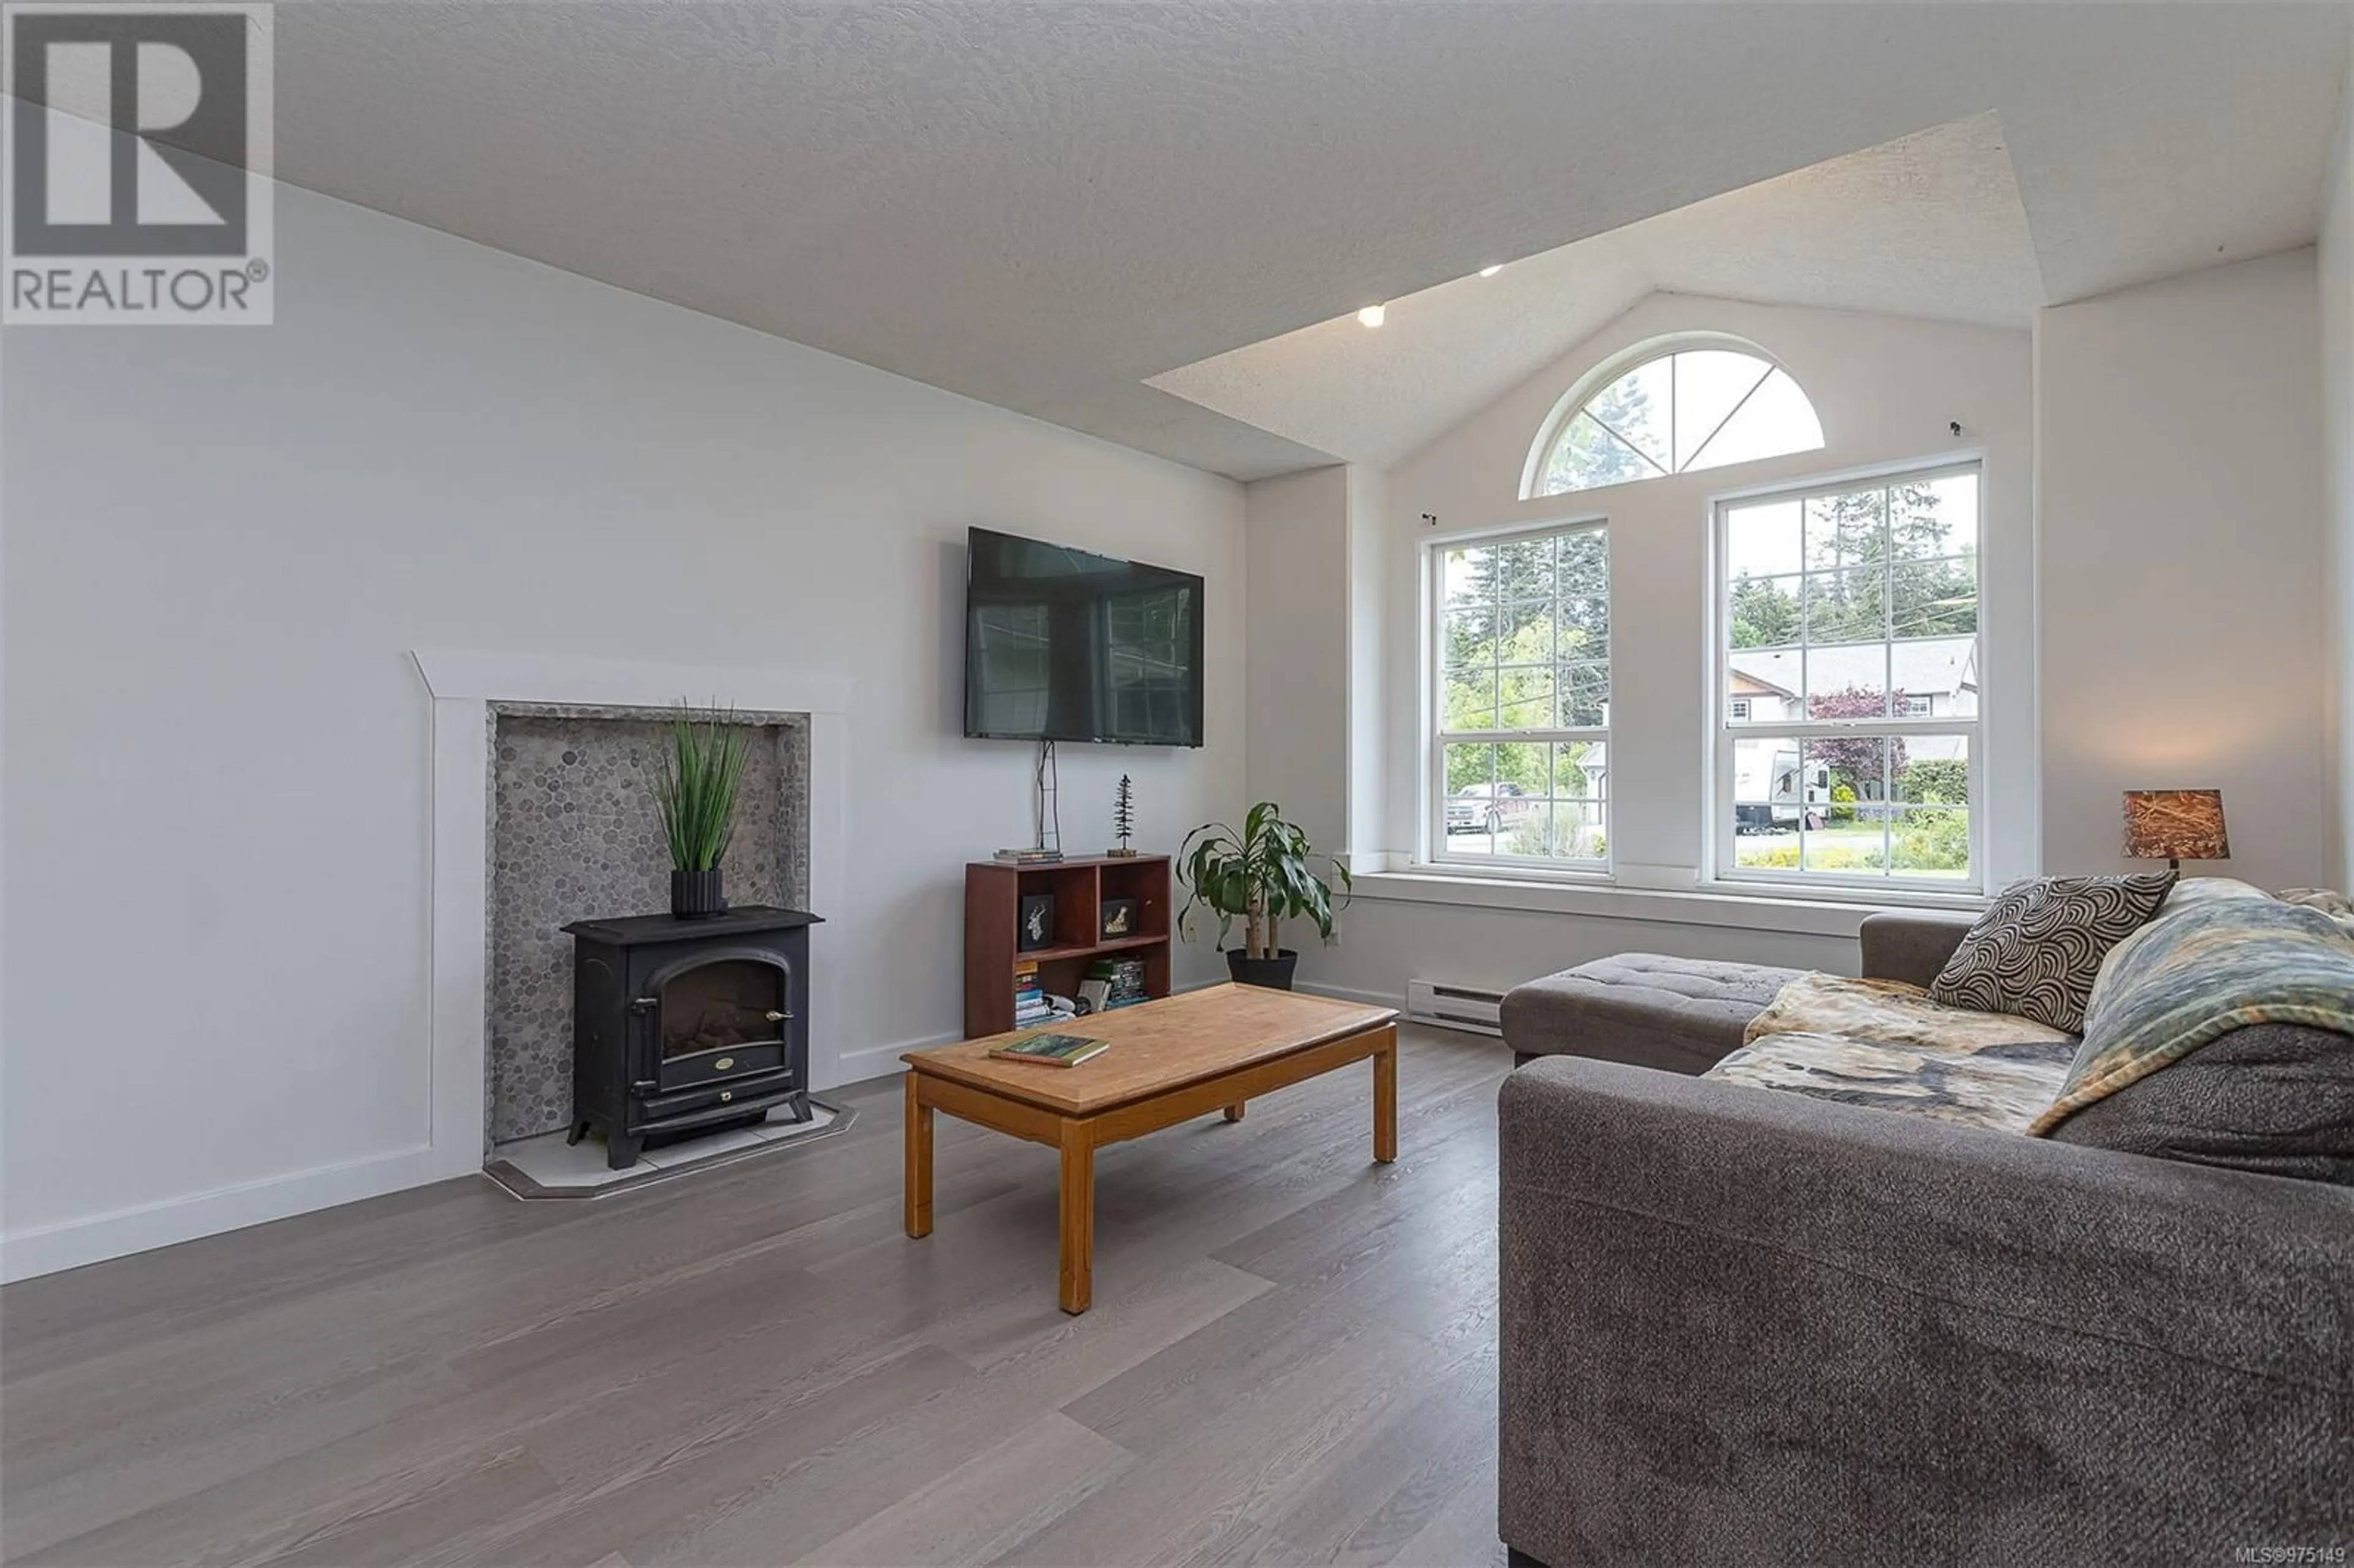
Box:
[1678,356,1775,471]
[1538,348,1821,498]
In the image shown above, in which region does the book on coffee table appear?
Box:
[988,1031,1110,1068]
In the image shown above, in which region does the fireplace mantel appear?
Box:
[412,648,851,1178]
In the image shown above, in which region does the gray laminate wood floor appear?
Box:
[1,1027,1515,1567]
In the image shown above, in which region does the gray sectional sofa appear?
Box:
[1496,911,2354,1567]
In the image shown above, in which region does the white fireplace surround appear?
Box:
[414,648,852,1180]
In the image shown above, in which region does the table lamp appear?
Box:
[2122,789,2229,872]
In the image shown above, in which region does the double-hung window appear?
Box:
[1715,463,1983,890]
[1430,521,1610,869]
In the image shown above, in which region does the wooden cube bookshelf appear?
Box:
[964,854,1173,1038]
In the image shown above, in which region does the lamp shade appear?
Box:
[2122,789,2229,863]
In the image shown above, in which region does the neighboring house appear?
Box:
[1727,637,1978,724]
[1569,742,1607,802]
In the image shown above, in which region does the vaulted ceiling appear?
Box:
[244,3,2354,479]
[1150,113,2048,467]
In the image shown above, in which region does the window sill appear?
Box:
[1355,867,1983,938]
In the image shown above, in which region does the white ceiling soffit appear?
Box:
[1148,113,2047,467]
[245,3,2349,481]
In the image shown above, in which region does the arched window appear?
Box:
[1525,339,1823,498]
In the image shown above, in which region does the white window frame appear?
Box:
[1423,514,1610,878]
[1519,332,1826,501]
[1709,459,1985,897]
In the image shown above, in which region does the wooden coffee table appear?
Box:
[901,984,1400,1314]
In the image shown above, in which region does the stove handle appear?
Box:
[630,995,660,1094]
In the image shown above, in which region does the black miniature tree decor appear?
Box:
[1109,774,1138,857]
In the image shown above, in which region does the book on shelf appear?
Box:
[988,1031,1110,1068]
[1084,955,1149,1007]
[994,847,1064,864]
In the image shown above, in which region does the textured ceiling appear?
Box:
[1150,115,2047,466]
[216,4,2354,478]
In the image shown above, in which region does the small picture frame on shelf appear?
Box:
[1017,894,1055,952]
[1099,897,1141,940]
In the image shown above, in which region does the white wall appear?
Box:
[2038,249,2329,892]
[2323,62,2354,892]
[1303,293,2033,1005]
[1241,460,1392,876]
[1,178,1245,1276]
[1243,466,1349,857]
[1314,891,1875,1010]
[1344,463,1392,864]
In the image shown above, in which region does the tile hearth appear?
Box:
[486,1098,850,1199]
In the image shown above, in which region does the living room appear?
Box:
[4,4,2352,1564]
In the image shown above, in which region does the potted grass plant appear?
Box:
[1176,801,1351,989]
[653,701,750,918]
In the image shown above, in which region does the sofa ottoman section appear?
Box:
[1499,954,1803,1076]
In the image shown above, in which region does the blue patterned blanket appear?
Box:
[2028,894,2354,1135]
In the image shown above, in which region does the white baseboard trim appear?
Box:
[1,1144,444,1284]
[829,1030,954,1085]
[1295,978,1408,1012]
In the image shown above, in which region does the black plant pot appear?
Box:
[1225,948,1299,990]
[671,867,726,919]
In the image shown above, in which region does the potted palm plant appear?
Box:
[1176,801,1351,989]
[653,701,750,918]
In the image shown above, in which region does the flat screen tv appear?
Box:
[964,527,1205,747]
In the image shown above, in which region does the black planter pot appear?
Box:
[1225,948,1300,990]
[670,867,727,919]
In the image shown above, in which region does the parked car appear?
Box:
[1447,780,1534,834]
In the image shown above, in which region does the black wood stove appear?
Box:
[562,905,821,1169]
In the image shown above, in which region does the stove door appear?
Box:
[649,951,791,1092]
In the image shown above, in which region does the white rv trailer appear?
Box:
[1733,745,1830,831]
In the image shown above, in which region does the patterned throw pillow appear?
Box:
[1929,872,2177,1032]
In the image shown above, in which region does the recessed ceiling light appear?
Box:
[1357,303,1386,327]
[1479,264,1503,278]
